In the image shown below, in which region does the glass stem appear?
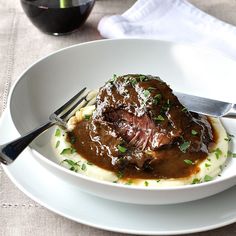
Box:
[60,0,70,8]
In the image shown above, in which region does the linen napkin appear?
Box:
[98,0,236,60]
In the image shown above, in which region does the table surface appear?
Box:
[0,0,236,235]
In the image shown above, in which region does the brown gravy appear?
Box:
[67,75,215,179]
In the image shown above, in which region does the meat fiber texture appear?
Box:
[93,74,212,154]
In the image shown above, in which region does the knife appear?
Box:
[174,92,236,118]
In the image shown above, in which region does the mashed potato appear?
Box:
[52,105,229,187]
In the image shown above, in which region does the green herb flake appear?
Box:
[143,90,151,97]
[60,148,73,155]
[179,141,191,153]
[225,133,235,142]
[191,130,198,136]
[71,148,77,154]
[192,178,201,184]
[139,75,147,82]
[205,163,211,168]
[116,171,124,179]
[153,94,162,105]
[55,140,60,148]
[84,114,91,120]
[227,151,236,158]
[107,74,118,84]
[147,87,156,91]
[181,107,188,112]
[81,163,87,171]
[154,115,165,122]
[156,180,161,183]
[131,78,137,86]
[184,159,193,165]
[213,148,222,160]
[125,179,133,185]
[118,145,127,153]
[204,175,213,182]
[55,128,61,137]
[62,159,80,172]
[144,181,149,187]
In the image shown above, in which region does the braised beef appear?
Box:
[69,75,215,179]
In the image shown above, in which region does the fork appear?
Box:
[0,88,93,165]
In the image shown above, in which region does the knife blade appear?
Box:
[174,92,236,118]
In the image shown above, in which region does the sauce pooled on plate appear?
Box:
[68,75,215,179]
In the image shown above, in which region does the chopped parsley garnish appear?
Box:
[144,181,149,186]
[71,148,77,154]
[55,128,61,137]
[147,87,156,91]
[143,89,151,97]
[204,175,213,182]
[225,133,235,142]
[181,107,188,112]
[55,140,60,148]
[131,78,137,86]
[60,148,76,155]
[184,159,193,165]
[116,171,124,179]
[84,114,91,120]
[125,179,133,185]
[191,130,198,136]
[107,74,118,84]
[117,145,127,153]
[179,141,191,153]
[153,94,162,105]
[227,151,236,158]
[205,163,211,168]
[227,133,235,138]
[213,148,222,160]
[156,180,161,183]
[62,159,80,172]
[139,75,148,82]
[192,178,201,184]
[81,163,87,171]
[161,101,171,112]
[154,115,165,122]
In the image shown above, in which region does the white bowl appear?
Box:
[8,39,236,204]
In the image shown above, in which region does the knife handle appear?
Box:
[224,104,236,118]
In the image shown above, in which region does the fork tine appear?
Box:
[60,90,90,120]
[54,87,86,116]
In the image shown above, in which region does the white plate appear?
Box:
[6,39,236,204]
[1,108,236,235]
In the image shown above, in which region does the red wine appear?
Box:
[21,0,95,35]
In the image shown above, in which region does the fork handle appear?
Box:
[0,121,54,165]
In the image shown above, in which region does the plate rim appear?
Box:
[6,38,236,191]
[1,104,236,235]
